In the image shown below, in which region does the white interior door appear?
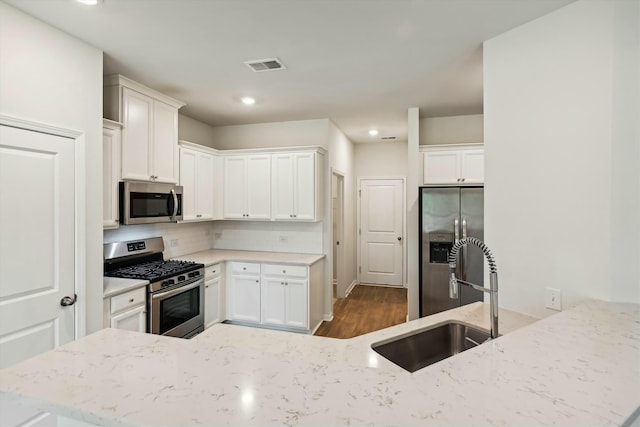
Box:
[360,179,404,286]
[0,125,76,368]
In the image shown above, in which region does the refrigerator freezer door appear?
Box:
[460,187,484,306]
[420,187,460,316]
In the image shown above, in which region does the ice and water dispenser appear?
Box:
[429,233,453,264]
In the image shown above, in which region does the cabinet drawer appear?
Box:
[231,262,260,275]
[110,287,146,314]
[205,263,223,280]
[262,264,307,278]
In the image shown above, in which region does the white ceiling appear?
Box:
[5,0,573,143]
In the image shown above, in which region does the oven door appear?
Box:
[120,181,183,225]
[149,279,204,338]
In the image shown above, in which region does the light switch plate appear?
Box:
[545,288,562,311]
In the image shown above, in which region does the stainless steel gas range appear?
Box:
[104,237,204,339]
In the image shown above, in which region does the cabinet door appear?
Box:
[223,156,247,219]
[197,152,214,219]
[246,155,271,219]
[261,277,286,326]
[204,276,221,328]
[179,148,198,221]
[285,279,308,328]
[460,149,484,184]
[294,152,316,220]
[228,274,260,323]
[152,100,179,184]
[272,154,294,220]
[423,150,460,184]
[110,305,146,333]
[103,125,120,229]
[121,88,153,181]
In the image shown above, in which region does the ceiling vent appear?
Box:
[381,136,397,140]
[244,58,287,72]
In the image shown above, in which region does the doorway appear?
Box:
[332,171,345,301]
[358,178,405,287]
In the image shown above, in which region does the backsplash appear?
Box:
[211,221,323,254]
[103,222,214,259]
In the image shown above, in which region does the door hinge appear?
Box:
[358,189,361,197]
[359,228,361,235]
[359,266,361,273]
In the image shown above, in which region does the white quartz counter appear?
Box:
[0,301,638,426]
[103,277,149,298]
[172,249,325,267]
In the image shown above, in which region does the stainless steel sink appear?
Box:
[371,321,492,372]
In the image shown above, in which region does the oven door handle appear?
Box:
[152,279,202,300]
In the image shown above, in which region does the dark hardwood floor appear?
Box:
[314,284,407,339]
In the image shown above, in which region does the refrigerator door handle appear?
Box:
[462,218,468,280]
[454,218,460,243]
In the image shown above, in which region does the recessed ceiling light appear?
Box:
[76,0,101,5]
[368,129,379,136]
[241,97,256,105]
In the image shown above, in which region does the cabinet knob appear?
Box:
[282,270,286,273]
[461,178,466,182]
[129,298,134,303]
[255,280,259,283]
[212,270,217,274]
[205,285,209,288]
[243,267,246,270]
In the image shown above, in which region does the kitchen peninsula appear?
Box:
[0,300,638,426]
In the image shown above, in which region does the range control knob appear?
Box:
[162,279,175,287]
[188,271,201,278]
[178,275,186,281]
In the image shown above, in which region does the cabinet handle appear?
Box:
[281,282,284,285]
[294,214,297,218]
[212,270,217,274]
[461,178,466,182]
[255,280,259,283]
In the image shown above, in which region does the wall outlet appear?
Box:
[169,239,179,248]
[545,288,562,311]
[278,235,289,244]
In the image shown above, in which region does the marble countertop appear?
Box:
[172,249,325,267]
[103,277,149,298]
[0,301,638,426]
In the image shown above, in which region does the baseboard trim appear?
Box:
[323,314,334,322]
[310,320,324,335]
[345,280,357,297]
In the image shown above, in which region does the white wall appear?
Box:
[178,114,216,147]
[406,108,420,320]
[327,122,356,309]
[0,3,103,334]
[354,142,408,178]
[484,0,639,319]
[419,114,483,145]
[103,222,214,260]
[211,221,323,254]
[210,119,330,150]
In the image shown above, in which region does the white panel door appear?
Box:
[246,154,271,219]
[180,148,198,220]
[121,87,153,181]
[272,153,294,220]
[460,149,484,184]
[223,156,247,219]
[197,152,214,219]
[261,277,286,326]
[294,152,316,220]
[152,100,178,184]
[423,150,460,184]
[360,179,403,286]
[285,279,308,328]
[0,125,76,368]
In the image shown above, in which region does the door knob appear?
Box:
[336,241,340,245]
[397,236,402,241]
[60,294,77,307]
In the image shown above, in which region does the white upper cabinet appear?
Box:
[103,120,122,229]
[223,154,271,220]
[272,151,323,221]
[422,144,484,185]
[104,74,184,184]
[179,143,216,221]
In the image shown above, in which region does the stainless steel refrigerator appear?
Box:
[419,187,484,317]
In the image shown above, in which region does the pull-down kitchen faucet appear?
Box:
[448,237,499,339]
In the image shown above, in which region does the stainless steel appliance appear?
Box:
[119,181,183,225]
[419,186,484,316]
[104,237,204,338]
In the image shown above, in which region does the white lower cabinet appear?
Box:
[204,263,224,328]
[227,263,261,323]
[227,262,309,331]
[104,287,146,333]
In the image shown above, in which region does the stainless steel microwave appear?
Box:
[119,181,183,225]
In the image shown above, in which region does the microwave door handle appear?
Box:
[170,189,178,219]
